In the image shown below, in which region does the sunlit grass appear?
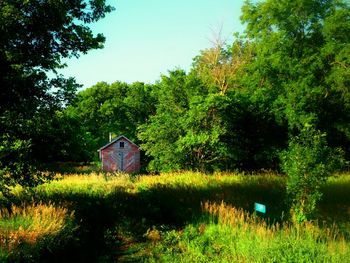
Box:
[0,203,74,257]
[34,172,133,197]
[135,170,283,189]
[2,170,349,261]
[140,201,349,262]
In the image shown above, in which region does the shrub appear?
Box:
[281,126,345,222]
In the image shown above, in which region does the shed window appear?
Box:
[119,142,124,148]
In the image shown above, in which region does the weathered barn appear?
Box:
[98,135,140,173]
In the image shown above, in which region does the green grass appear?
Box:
[138,202,349,262]
[0,203,75,262]
[1,171,349,262]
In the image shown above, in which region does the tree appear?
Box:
[241,0,349,220]
[193,38,253,95]
[138,70,193,172]
[67,81,156,163]
[1,0,113,115]
[0,0,113,193]
[191,38,286,171]
[281,126,344,222]
[70,81,129,152]
[139,41,285,172]
[176,93,231,172]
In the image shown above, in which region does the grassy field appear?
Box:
[0,171,349,262]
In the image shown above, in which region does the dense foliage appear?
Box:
[66,0,349,172]
[239,0,350,219]
[0,0,113,192]
[66,81,156,161]
[59,0,350,219]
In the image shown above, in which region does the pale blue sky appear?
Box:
[59,0,246,89]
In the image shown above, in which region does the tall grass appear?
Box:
[0,203,75,262]
[141,201,349,262]
[35,173,132,196]
[2,171,349,262]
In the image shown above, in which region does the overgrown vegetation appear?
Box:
[281,126,345,222]
[0,203,75,262]
[1,0,350,260]
[0,171,348,262]
[55,0,350,219]
[0,0,114,192]
[141,202,349,262]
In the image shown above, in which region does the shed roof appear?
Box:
[97,135,140,152]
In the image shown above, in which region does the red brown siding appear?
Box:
[100,137,140,173]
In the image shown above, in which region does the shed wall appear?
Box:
[101,138,140,173]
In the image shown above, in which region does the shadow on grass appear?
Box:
[26,180,285,262]
[320,177,350,237]
[13,175,350,262]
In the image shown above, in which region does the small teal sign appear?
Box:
[254,203,266,214]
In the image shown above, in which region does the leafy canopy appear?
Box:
[0,0,113,193]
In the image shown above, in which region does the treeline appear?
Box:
[60,0,350,174]
[2,0,348,175]
[67,68,287,172]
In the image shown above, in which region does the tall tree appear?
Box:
[139,41,285,172]
[0,0,113,192]
[241,0,349,220]
[138,70,193,172]
[193,39,253,95]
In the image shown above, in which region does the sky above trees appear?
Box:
[58,0,245,89]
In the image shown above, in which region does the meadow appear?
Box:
[0,171,349,262]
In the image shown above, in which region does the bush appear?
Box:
[0,135,47,201]
[281,126,345,222]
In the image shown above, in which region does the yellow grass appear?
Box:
[202,201,348,255]
[35,172,134,196]
[0,203,74,252]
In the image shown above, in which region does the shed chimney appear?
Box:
[109,132,112,142]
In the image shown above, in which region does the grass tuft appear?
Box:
[0,203,75,261]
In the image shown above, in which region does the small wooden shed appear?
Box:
[98,135,140,173]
